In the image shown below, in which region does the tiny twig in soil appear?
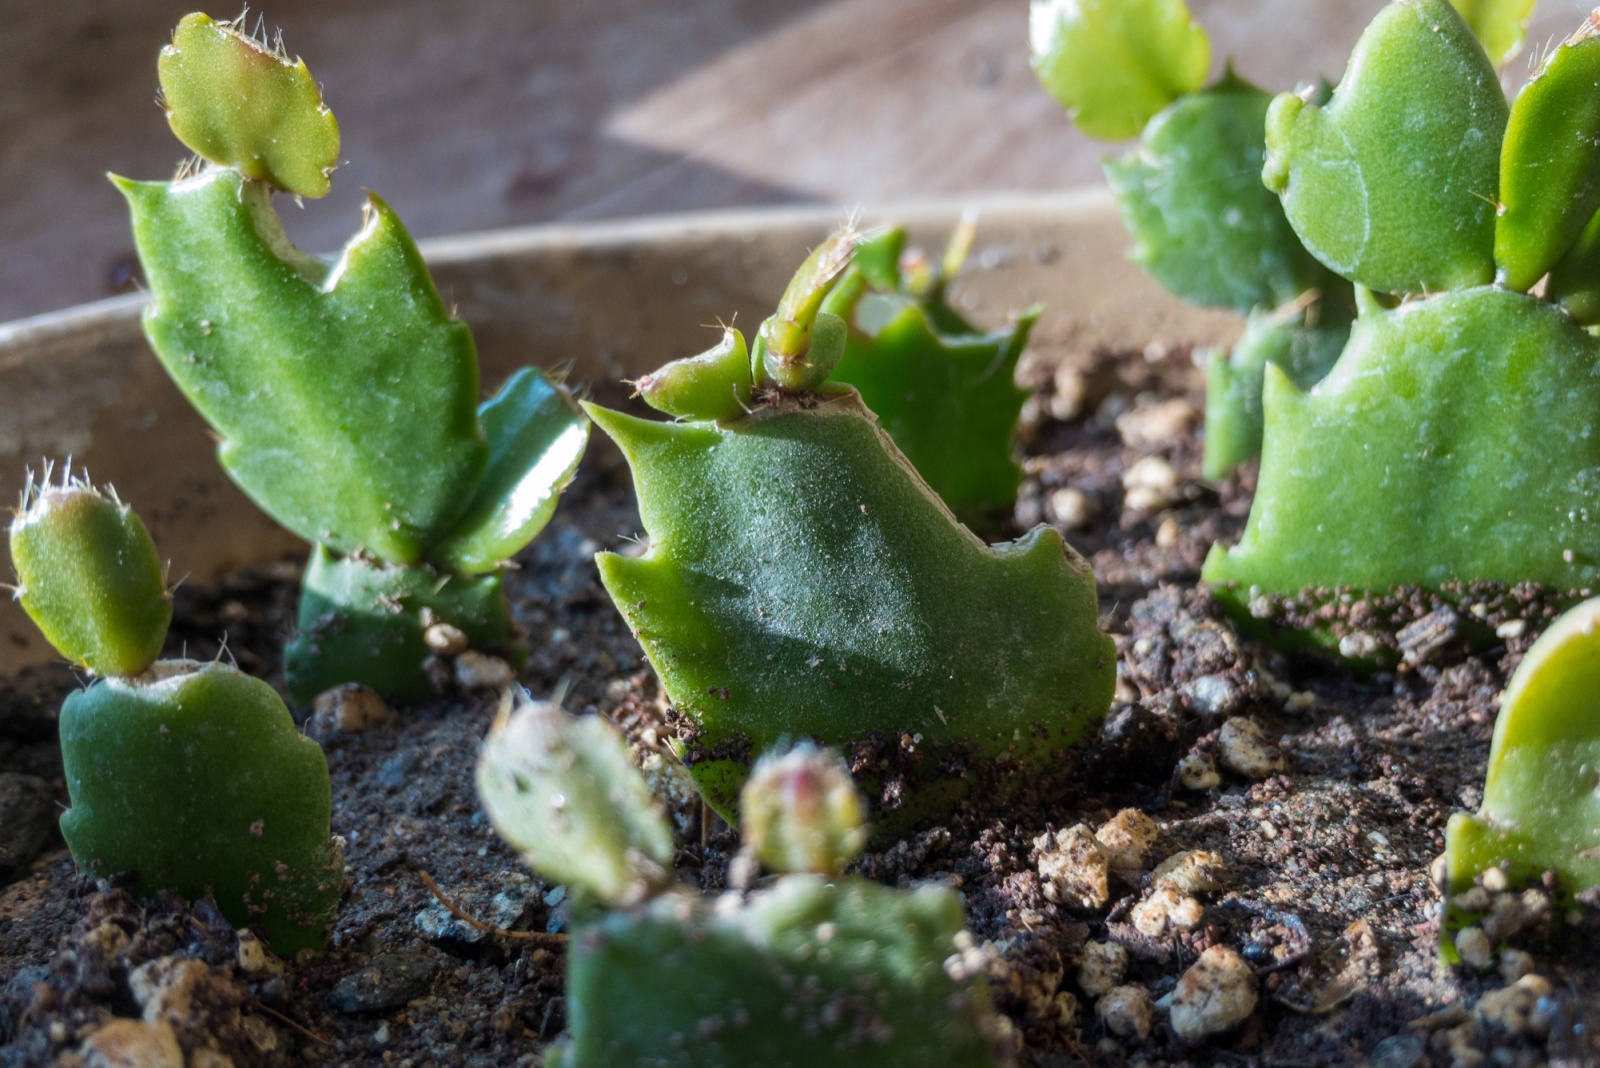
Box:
[417,870,566,945]
[250,1000,330,1045]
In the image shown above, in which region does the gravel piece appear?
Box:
[1095,983,1154,1040]
[1094,809,1158,871]
[1217,717,1287,779]
[423,622,469,655]
[1048,487,1096,530]
[78,1018,184,1068]
[1182,674,1240,717]
[330,953,440,1014]
[1036,825,1111,910]
[1370,1033,1426,1068]
[1169,945,1258,1044]
[1130,885,1204,938]
[454,651,516,689]
[1397,606,1463,666]
[0,773,55,883]
[1075,940,1128,998]
[1474,974,1554,1036]
[1177,751,1221,791]
[1454,926,1494,971]
[1480,888,1550,943]
[1150,849,1225,894]
[307,683,391,741]
[1122,456,1180,513]
[1115,398,1196,449]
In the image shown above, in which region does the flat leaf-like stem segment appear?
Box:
[1443,597,1600,954]
[476,695,675,909]
[159,13,340,198]
[1448,0,1537,66]
[285,546,510,703]
[10,482,171,678]
[1201,294,1353,480]
[1263,0,1505,295]
[588,391,1115,823]
[1106,74,1336,315]
[432,368,591,575]
[116,168,486,565]
[1494,15,1600,292]
[824,273,1035,523]
[1028,0,1209,142]
[1204,287,1600,597]
[554,877,1002,1068]
[60,661,342,955]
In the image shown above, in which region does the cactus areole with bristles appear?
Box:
[8,471,341,954]
[117,13,589,702]
[475,699,1006,1068]
[593,232,1115,827]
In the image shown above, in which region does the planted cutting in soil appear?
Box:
[2,347,1596,1067]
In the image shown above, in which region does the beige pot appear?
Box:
[0,189,1240,674]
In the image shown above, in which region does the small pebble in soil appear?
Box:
[79,1018,184,1068]
[1130,885,1204,938]
[0,772,55,883]
[307,683,391,741]
[1177,751,1221,791]
[1217,717,1287,779]
[1370,1033,1427,1068]
[1036,825,1110,910]
[1453,926,1494,972]
[1183,674,1240,717]
[1094,809,1158,871]
[1048,486,1096,530]
[1151,849,1226,894]
[423,621,469,656]
[330,952,441,1014]
[1473,974,1554,1037]
[1115,397,1196,449]
[1095,983,1154,1040]
[1481,888,1550,943]
[1498,947,1535,983]
[235,931,270,975]
[1076,940,1129,998]
[1169,945,1258,1044]
[454,651,516,689]
[415,873,540,945]
[1121,456,1181,513]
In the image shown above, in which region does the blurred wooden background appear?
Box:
[2,0,1592,322]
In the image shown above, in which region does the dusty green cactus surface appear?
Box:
[1210,4,1600,610]
[553,878,1001,1068]
[60,663,342,955]
[9,480,170,678]
[158,12,339,198]
[1262,0,1505,296]
[1028,0,1209,141]
[588,391,1114,822]
[117,14,588,701]
[9,478,340,954]
[1443,597,1600,952]
[823,226,1035,521]
[1448,0,1538,65]
[1205,287,1600,596]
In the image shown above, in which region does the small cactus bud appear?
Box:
[159,12,340,198]
[740,744,866,876]
[477,691,674,907]
[634,326,753,422]
[755,227,861,391]
[9,469,171,677]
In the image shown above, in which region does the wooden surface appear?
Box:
[1,0,1594,322]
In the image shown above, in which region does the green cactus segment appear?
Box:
[1106,76,1337,315]
[116,168,486,565]
[59,662,342,954]
[477,695,675,908]
[636,328,754,423]
[1201,295,1354,479]
[1495,18,1600,292]
[755,231,861,392]
[1263,0,1506,295]
[1204,286,1600,596]
[432,369,590,575]
[824,275,1034,521]
[9,483,172,678]
[1547,207,1600,324]
[1448,0,1538,66]
[159,12,339,198]
[558,877,1001,1068]
[284,546,510,703]
[587,393,1115,821]
[1444,596,1600,943]
[1028,0,1209,142]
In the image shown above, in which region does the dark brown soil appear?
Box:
[3,348,1597,1067]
